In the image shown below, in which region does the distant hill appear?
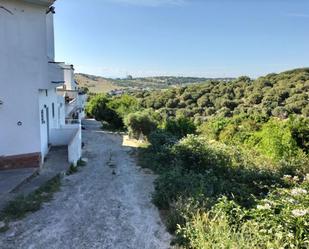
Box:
[75,74,119,93]
[75,73,235,93]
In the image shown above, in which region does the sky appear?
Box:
[54,0,309,78]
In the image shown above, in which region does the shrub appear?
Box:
[177,201,289,249]
[85,94,109,120]
[162,116,196,139]
[153,169,211,209]
[86,94,123,129]
[107,94,139,118]
[288,116,309,154]
[272,106,289,119]
[246,181,309,249]
[124,110,158,139]
[248,118,298,161]
[148,130,178,153]
[140,128,308,247]
[171,135,231,172]
[199,117,230,140]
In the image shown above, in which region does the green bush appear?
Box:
[288,116,309,154]
[248,118,298,161]
[162,116,196,139]
[124,110,158,139]
[107,94,139,118]
[198,117,230,140]
[148,130,178,153]
[171,135,231,173]
[177,198,289,249]
[86,94,123,129]
[175,177,309,248]
[153,169,215,210]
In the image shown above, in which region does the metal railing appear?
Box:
[65,119,81,125]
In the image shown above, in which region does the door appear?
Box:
[45,107,50,146]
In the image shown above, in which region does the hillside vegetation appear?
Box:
[75,73,234,93]
[86,68,309,248]
[133,68,309,122]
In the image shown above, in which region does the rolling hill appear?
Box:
[75,73,234,93]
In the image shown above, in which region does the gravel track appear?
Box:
[0,120,171,249]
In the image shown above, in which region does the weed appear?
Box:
[77,159,87,167]
[67,164,78,175]
[0,175,61,230]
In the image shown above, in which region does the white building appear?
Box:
[0,0,82,170]
[57,64,87,122]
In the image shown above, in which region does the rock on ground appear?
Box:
[0,120,171,249]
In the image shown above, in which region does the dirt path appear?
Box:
[0,119,171,249]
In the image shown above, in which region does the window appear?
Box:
[41,110,45,124]
[52,103,55,118]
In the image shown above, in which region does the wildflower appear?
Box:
[287,233,294,239]
[287,198,296,204]
[275,231,283,239]
[257,203,271,210]
[283,175,292,179]
[292,176,299,182]
[291,209,308,217]
[304,174,309,182]
[291,188,307,196]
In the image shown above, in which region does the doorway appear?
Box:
[45,107,50,146]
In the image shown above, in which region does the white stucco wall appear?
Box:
[38,88,66,157]
[46,11,55,61]
[50,125,78,146]
[0,0,49,157]
[50,124,81,166]
[68,125,82,166]
[57,95,66,126]
[63,65,78,91]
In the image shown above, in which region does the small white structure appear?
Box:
[0,0,83,169]
[57,64,87,121]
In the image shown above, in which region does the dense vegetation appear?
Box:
[86,68,309,248]
[133,68,309,122]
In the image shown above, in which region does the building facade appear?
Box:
[57,64,87,122]
[0,0,83,170]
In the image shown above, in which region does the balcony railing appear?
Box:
[65,119,81,125]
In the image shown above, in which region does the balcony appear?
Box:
[49,121,81,166]
[59,93,87,119]
[48,62,65,88]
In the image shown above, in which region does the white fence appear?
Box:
[68,125,82,166]
[50,123,81,165]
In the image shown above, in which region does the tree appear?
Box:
[107,94,139,118]
[162,116,196,139]
[124,110,158,139]
[85,94,123,129]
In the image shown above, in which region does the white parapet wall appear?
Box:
[50,123,82,165]
[68,125,82,166]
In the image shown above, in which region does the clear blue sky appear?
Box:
[54,0,309,78]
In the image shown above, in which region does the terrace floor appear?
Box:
[0,147,70,210]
